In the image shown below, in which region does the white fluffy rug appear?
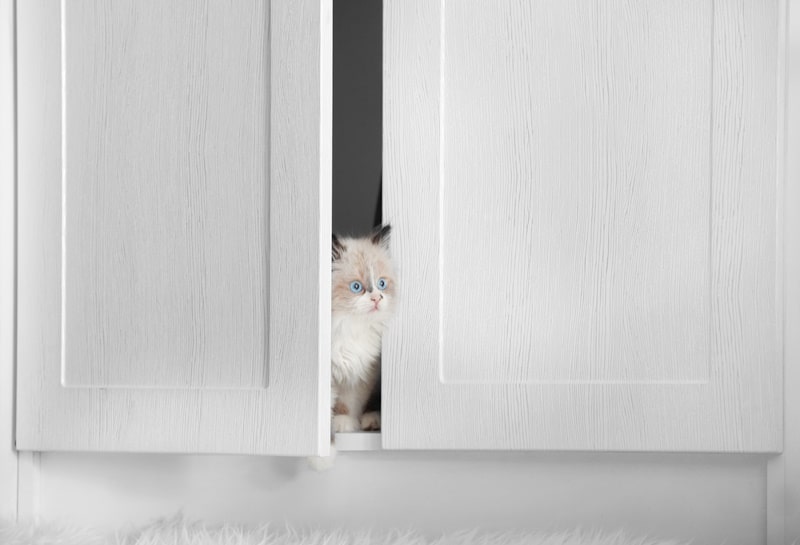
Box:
[0,516,689,545]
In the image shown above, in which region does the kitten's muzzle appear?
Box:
[369,291,384,310]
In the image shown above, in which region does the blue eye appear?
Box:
[349,281,363,293]
[377,278,387,290]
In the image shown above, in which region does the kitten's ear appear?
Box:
[332,234,345,262]
[371,224,391,250]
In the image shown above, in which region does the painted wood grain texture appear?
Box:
[62,1,269,388]
[16,0,332,454]
[442,1,711,383]
[0,0,18,516]
[383,0,782,451]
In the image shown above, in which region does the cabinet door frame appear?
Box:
[1,0,18,518]
[383,0,785,453]
[14,0,332,456]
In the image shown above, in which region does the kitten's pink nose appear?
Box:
[370,292,383,303]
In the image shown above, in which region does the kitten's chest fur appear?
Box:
[331,312,384,385]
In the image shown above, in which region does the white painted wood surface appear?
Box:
[62,1,270,389]
[16,0,332,454]
[334,432,382,451]
[442,1,710,383]
[781,0,800,539]
[1,0,17,518]
[15,453,39,523]
[384,0,783,451]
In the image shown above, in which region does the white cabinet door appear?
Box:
[383,0,783,452]
[16,0,332,454]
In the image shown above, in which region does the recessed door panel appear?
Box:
[441,1,711,383]
[62,1,269,388]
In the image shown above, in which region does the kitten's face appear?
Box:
[332,226,396,318]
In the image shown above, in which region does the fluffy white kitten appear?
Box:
[309,225,395,471]
[330,224,395,432]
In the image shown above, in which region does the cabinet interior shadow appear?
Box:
[333,0,382,235]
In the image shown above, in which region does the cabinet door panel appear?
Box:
[16,0,332,454]
[384,0,782,451]
[62,1,269,389]
[441,1,711,384]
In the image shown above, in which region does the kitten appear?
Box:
[330,224,395,433]
[308,225,395,471]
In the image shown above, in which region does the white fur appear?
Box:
[330,311,386,386]
[0,516,693,545]
[332,414,359,433]
[306,444,337,472]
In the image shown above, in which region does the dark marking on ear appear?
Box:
[332,234,345,262]
[370,224,391,247]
